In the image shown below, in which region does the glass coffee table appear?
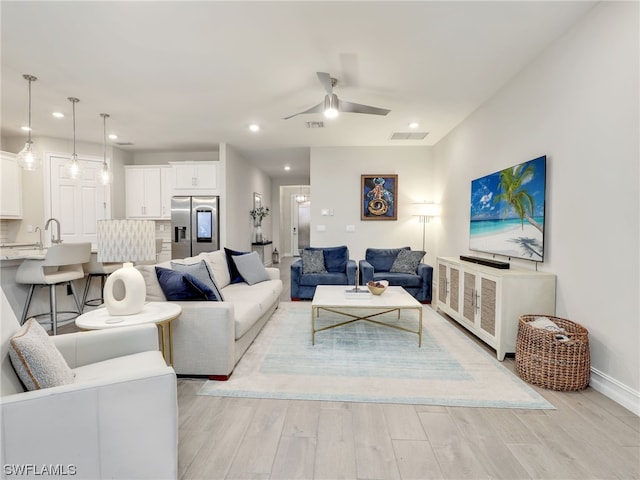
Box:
[311,285,424,346]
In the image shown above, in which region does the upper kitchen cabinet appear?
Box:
[160,166,174,220]
[1,152,23,219]
[125,166,162,219]
[171,162,218,194]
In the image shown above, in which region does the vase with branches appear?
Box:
[249,206,270,226]
[250,206,270,243]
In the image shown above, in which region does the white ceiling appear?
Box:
[1,1,595,179]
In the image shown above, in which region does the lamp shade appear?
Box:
[412,202,441,218]
[97,219,156,263]
[97,220,156,316]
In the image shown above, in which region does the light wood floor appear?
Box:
[179,257,639,479]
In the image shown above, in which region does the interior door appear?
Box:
[49,155,110,245]
[291,195,310,256]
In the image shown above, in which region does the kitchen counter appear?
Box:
[0,246,46,262]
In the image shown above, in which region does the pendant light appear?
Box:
[99,113,111,185]
[67,97,80,179]
[16,74,41,171]
[295,185,308,203]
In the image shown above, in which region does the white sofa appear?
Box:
[137,249,283,379]
[0,289,178,479]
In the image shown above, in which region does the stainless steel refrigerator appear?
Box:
[171,196,219,259]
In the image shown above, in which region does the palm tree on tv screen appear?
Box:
[494,164,543,233]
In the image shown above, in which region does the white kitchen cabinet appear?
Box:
[436,257,556,360]
[125,167,162,219]
[1,152,23,219]
[171,162,218,192]
[160,166,174,220]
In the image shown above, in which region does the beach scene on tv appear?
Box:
[469,156,546,262]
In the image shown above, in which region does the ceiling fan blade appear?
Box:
[283,102,323,120]
[339,100,391,116]
[316,72,333,95]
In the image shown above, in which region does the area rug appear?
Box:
[198,302,553,409]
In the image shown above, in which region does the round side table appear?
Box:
[76,302,182,365]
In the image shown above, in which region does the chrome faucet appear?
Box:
[45,218,62,244]
[35,226,43,249]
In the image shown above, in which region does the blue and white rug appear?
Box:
[199,302,553,409]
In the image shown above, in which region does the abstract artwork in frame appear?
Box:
[361,174,398,221]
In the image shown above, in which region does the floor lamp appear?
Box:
[97,219,156,318]
[412,203,441,253]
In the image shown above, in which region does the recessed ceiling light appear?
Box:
[20,126,31,131]
[284,165,291,171]
[52,112,64,118]
[108,134,118,140]
[249,124,260,132]
[409,122,419,129]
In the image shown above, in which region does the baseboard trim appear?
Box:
[589,367,640,416]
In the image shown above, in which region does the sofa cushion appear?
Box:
[390,249,425,274]
[8,318,75,391]
[224,248,250,284]
[301,249,327,274]
[373,272,422,288]
[171,259,225,301]
[202,250,231,289]
[232,251,270,285]
[223,280,281,313]
[155,267,219,301]
[300,272,349,286]
[365,247,410,271]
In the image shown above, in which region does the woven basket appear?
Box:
[515,315,590,391]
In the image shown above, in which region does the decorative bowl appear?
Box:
[367,280,389,295]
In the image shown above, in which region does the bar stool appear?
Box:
[81,252,122,312]
[16,242,91,335]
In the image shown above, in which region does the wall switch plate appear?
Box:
[321,209,330,216]
[346,225,355,232]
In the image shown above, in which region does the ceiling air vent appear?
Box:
[114,141,135,146]
[305,121,325,128]
[390,132,429,140]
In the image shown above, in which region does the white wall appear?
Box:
[310,146,436,263]
[223,144,272,251]
[433,2,639,409]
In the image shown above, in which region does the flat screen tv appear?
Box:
[469,155,546,262]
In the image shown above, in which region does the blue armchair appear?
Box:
[359,247,433,303]
[291,245,357,300]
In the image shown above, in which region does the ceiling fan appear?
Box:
[283,72,390,120]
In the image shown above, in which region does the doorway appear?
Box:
[47,154,111,245]
[291,194,310,256]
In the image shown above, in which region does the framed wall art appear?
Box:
[361,174,398,220]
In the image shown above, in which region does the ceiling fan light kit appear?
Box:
[323,94,339,118]
[284,71,390,120]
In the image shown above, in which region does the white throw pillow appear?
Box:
[9,318,75,391]
[201,250,231,288]
[232,251,270,285]
[136,264,167,301]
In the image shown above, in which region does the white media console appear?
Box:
[436,256,556,360]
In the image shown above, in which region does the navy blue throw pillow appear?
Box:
[155,267,218,301]
[224,247,249,284]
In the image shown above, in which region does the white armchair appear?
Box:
[0,289,178,479]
